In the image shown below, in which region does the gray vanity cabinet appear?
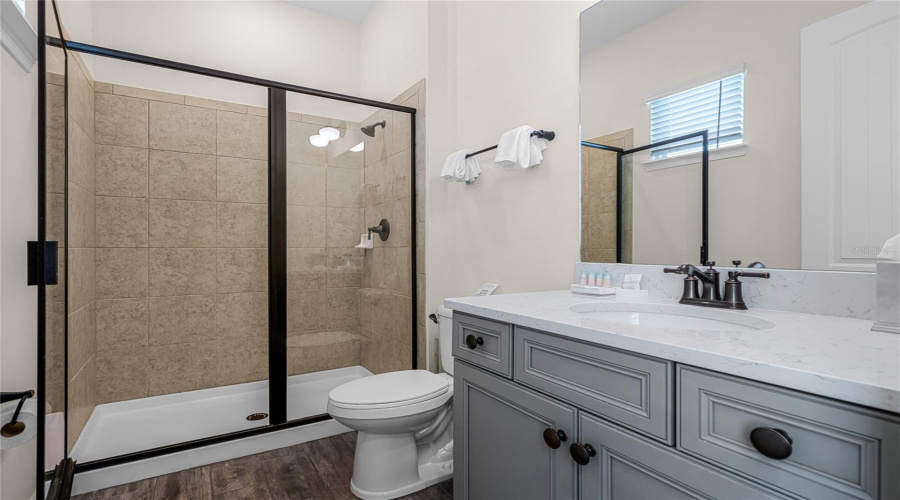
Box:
[453,358,785,500]
[577,412,787,500]
[451,312,899,500]
[454,360,577,500]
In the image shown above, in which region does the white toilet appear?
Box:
[327,306,455,500]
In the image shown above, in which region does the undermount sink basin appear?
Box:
[569,302,776,332]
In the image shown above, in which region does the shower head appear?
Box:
[361,120,386,137]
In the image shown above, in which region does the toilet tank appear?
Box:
[436,306,454,376]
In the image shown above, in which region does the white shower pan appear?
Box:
[69,366,370,496]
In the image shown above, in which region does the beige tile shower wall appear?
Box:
[358,80,425,374]
[285,112,364,376]
[92,83,273,404]
[581,130,633,264]
[66,54,98,452]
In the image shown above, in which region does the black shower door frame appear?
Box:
[36,6,418,494]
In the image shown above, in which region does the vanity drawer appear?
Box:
[513,327,674,444]
[678,366,900,500]
[452,313,512,378]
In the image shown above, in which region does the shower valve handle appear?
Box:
[367,219,390,242]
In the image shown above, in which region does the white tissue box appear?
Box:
[872,262,900,334]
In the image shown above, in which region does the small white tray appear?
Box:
[571,285,650,298]
[571,284,616,296]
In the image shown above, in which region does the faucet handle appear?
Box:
[732,260,741,267]
[728,270,770,280]
[663,264,690,275]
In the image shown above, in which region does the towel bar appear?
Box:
[465,129,555,159]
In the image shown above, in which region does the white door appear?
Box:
[801,1,900,271]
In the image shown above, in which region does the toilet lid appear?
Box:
[329,370,450,408]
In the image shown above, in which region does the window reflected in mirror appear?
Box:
[580,0,899,272]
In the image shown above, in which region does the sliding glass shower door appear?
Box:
[60,54,273,464]
[40,0,68,475]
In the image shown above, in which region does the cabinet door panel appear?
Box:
[454,361,577,500]
[578,412,787,500]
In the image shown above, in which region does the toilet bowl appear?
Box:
[327,306,455,500]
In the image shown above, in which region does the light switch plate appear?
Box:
[474,283,500,297]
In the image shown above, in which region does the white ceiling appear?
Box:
[581,0,686,53]
[285,0,377,24]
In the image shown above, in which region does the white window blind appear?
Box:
[649,72,744,159]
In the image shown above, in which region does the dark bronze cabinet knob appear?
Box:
[542,428,567,449]
[750,427,793,460]
[569,442,596,465]
[464,335,484,349]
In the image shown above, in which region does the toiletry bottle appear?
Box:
[601,270,612,288]
[579,271,587,286]
[587,271,597,287]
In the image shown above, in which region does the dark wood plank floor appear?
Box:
[73,432,452,500]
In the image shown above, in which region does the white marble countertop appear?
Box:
[444,291,900,414]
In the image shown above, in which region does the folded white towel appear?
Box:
[441,149,482,183]
[494,125,549,170]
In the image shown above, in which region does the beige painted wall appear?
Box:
[0,3,38,498]
[424,0,589,345]
[581,1,861,268]
[360,1,428,104]
[59,0,365,120]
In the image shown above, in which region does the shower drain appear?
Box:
[246,413,269,421]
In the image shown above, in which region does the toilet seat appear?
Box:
[329,370,449,410]
[327,370,452,421]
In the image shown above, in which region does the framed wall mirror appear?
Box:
[579,0,899,272]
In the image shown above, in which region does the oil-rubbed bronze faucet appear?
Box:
[664,261,769,310]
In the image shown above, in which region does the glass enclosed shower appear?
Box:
[37,1,423,486]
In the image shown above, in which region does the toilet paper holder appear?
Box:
[1,389,34,438]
